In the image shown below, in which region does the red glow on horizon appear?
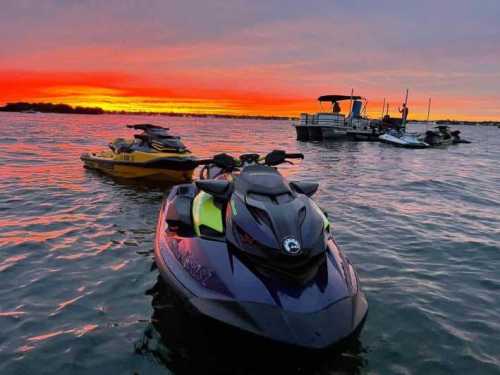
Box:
[0,70,498,121]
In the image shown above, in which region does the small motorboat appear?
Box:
[379,129,429,148]
[154,150,368,349]
[293,94,382,141]
[81,124,197,183]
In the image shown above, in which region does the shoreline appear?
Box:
[0,103,499,125]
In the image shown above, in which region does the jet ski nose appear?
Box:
[285,293,368,349]
[190,290,368,350]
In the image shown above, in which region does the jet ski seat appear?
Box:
[165,184,198,236]
[134,133,149,142]
[109,138,133,153]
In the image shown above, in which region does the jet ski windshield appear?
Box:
[234,165,292,196]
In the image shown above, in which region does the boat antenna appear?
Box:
[349,88,354,126]
[426,97,432,132]
[426,97,432,122]
[381,98,386,120]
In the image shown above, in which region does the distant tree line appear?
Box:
[0,102,295,120]
[435,119,500,126]
[105,110,296,120]
[2,101,496,124]
[0,102,104,115]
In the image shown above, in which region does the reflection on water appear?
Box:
[1,112,499,374]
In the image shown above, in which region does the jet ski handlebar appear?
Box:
[195,150,303,168]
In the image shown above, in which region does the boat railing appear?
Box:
[300,113,345,126]
[349,117,371,130]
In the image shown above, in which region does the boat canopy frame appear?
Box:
[318,95,365,102]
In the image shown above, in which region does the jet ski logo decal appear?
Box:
[282,237,301,255]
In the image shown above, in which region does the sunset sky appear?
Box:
[1,1,499,120]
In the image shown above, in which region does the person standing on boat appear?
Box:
[399,103,409,124]
[332,101,341,113]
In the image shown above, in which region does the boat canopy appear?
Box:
[318,95,364,102]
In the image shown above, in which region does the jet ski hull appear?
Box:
[80,151,196,183]
[154,188,368,350]
[379,133,429,148]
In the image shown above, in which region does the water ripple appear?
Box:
[0,113,499,374]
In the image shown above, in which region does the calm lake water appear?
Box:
[0,112,499,374]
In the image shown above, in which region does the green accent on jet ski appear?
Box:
[230,199,237,216]
[192,191,224,236]
[311,200,330,231]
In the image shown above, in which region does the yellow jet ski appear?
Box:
[81,124,197,183]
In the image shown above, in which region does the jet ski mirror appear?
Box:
[265,150,287,166]
[289,181,319,197]
[195,180,232,201]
